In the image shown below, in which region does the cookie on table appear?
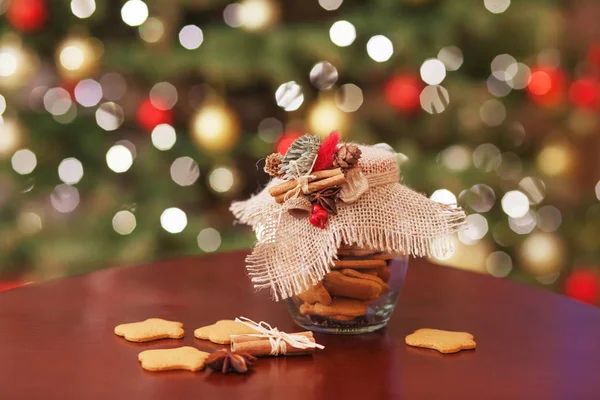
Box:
[405,328,476,354]
[114,318,184,342]
[138,346,210,372]
[194,320,259,344]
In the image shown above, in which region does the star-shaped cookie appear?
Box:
[114,318,184,342]
[138,346,210,372]
[405,328,476,354]
[194,320,259,344]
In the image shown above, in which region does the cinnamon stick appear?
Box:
[230,332,316,356]
[269,168,343,197]
[274,173,346,203]
[331,259,387,269]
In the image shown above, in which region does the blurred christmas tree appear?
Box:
[0,0,599,304]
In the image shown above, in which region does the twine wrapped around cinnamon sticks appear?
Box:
[229,317,324,357]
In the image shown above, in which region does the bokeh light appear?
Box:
[441,145,471,171]
[71,0,96,19]
[479,99,506,126]
[308,98,348,138]
[508,211,536,235]
[430,189,457,205]
[437,46,463,71]
[95,102,124,131]
[112,210,136,235]
[197,228,222,252]
[420,85,449,114]
[484,0,511,14]
[190,103,240,152]
[502,190,529,218]
[151,124,177,151]
[257,117,283,143]
[74,79,102,107]
[11,149,37,175]
[473,143,501,172]
[150,82,178,110]
[170,157,200,186]
[0,118,21,157]
[366,35,393,63]
[179,25,204,50]
[43,88,72,116]
[0,94,5,115]
[519,233,566,277]
[209,167,235,193]
[160,207,187,233]
[139,17,164,43]
[275,81,304,111]
[486,251,512,277]
[237,0,278,31]
[50,184,80,213]
[491,54,517,81]
[121,0,148,27]
[518,176,545,205]
[329,21,356,47]
[464,184,496,213]
[18,212,42,235]
[106,144,133,173]
[58,157,84,184]
[319,0,343,11]
[100,73,127,101]
[335,84,363,113]
[309,61,338,90]
[420,59,446,85]
[536,205,562,233]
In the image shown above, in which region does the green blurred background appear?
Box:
[0,0,599,305]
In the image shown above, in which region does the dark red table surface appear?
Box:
[0,250,599,400]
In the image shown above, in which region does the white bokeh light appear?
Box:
[430,189,457,205]
[170,156,200,186]
[121,0,148,27]
[179,25,204,50]
[11,149,37,175]
[50,184,80,213]
[486,251,512,277]
[74,79,103,107]
[366,35,393,62]
[484,0,510,14]
[58,157,84,184]
[209,167,234,193]
[197,228,222,252]
[420,59,446,85]
[106,144,133,173]
[0,94,6,115]
[462,214,489,241]
[319,0,343,11]
[275,81,304,111]
[59,46,84,71]
[502,190,529,218]
[160,207,187,233]
[43,88,73,116]
[18,212,42,235]
[329,21,356,47]
[151,124,177,151]
[0,51,17,77]
[437,46,463,71]
[112,210,136,235]
[71,0,96,18]
[95,102,124,131]
[480,99,506,126]
[150,82,178,110]
[491,54,518,81]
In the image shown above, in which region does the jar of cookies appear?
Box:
[287,245,408,334]
[231,134,466,335]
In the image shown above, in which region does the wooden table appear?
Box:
[1,251,599,399]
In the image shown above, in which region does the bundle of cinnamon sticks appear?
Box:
[268,168,345,203]
[230,331,317,356]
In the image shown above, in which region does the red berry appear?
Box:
[316,209,328,220]
[312,205,322,214]
[309,214,320,226]
[318,219,327,229]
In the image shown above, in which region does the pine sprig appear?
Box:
[279,134,321,180]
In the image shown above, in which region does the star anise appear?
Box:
[205,349,256,374]
[309,186,342,215]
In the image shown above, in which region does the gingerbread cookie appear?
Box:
[298,282,332,305]
[323,270,383,301]
[299,298,368,317]
[194,320,259,344]
[405,328,476,354]
[114,318,184,342]
[138,346,210,372]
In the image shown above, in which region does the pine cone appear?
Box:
[264,153,284,178]
[334,144,362,169]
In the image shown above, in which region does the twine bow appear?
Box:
[233,317,324,356]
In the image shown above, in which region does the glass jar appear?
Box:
[287,247,409,334]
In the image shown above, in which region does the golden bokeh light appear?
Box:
[307,98,349,138]
[191,103,240,152]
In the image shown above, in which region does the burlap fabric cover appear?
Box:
[231,144,467,301]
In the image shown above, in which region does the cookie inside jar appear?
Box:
[287,243,408,334]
